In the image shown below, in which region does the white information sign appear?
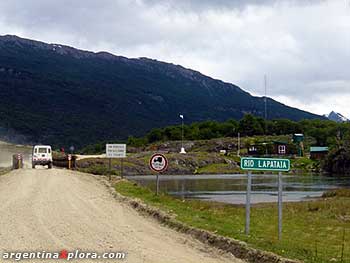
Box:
[106,144,126,158]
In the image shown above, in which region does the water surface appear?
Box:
[126,174,350,204]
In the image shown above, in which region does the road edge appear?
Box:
[0,167,12,176]
[90,175,300,263]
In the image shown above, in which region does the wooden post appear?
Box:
[278,172,283,240]
[156,173,160,196]
[109,158,112,181]
[120,158,124,179]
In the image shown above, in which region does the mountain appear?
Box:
[326,111,349,123]
[0,35,323,148]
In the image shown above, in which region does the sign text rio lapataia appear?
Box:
[240,157,290,172]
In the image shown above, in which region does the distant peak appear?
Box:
[326,111,349,122]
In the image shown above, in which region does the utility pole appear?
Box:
[237,132,241,157]
[180,114,186,154]
[264,74,267,121]
[264,74,268,155]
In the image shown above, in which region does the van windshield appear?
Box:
[38,148,48,154]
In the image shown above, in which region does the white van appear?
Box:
[32,145,53,169]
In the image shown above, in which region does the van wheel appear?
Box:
[48,163,52,169]
[32,164,35,169]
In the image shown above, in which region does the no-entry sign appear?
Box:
[150,154,168,173]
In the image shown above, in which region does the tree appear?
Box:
[146,128,164,143]
[322,126,350,175]
[238,114,264,136]
[127,136,147,147]
[272,119,301,135]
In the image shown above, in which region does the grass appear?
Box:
[291,158,319,173]
[115,180,350,263]
[196,163,241,174]
[79,164,119,176]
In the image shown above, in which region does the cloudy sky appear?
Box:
[0,0,349,116]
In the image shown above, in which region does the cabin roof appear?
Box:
[310,146,329,152]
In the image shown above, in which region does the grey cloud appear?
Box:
[143,0,324,11]
[0,0,348,116]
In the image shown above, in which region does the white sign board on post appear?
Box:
[106,144,126,158]
[106,144,127,180]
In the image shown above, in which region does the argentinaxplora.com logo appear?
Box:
[1,250,127,261]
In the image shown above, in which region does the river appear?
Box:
[126,174,350,204]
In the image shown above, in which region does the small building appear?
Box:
[248,145,259,155]
[272,141,288,155]
[247,141,297,156]
[310,147,329,160]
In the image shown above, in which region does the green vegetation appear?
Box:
[116,180,350,263]
[78,165,119,176]
[77,152,229,175]
[77,158,123,176]
[78,114,350,176]
[323,135,350,175]
[291,158,320,173]
[127,115,347,147]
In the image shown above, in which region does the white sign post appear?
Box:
[106,144,126,180]
[241,157,290,240]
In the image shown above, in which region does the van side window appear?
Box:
[48,149,51,153]
[34,148,38,154]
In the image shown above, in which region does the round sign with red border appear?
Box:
[150,154,168,173]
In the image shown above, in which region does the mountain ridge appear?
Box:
[0,35,324,147]
[326,111,349,123]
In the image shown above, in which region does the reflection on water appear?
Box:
[126,174,350,204]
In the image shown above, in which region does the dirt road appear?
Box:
[0,168,243,263]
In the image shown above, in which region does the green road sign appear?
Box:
[241,157,290,172]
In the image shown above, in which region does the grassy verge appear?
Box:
[115,180,350,263]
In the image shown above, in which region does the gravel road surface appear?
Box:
[0,168,243,263]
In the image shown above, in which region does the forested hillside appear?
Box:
[0,35,323,148]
